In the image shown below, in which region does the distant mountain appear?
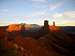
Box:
[30,24,41,28]
[30,24,41,32]
[59,26,75,34]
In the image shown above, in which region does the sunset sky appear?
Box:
[0,0,75,26]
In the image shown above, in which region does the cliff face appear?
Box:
[7,24,21,32]
[7,24,31,32]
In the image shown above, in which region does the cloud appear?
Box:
[0,9,9,15]
[2,9,9,12]
[51,11,75,19]
[32,0,47,3]
[23,16,31,19]
[32,1,63,12]
[13,16,31,19]
[48,2,63,10]
[31,10,47,17]
[31,10,51,20]
[64,22,75,26]
[63,11,75,19]
[51,11,75,26]
[0,8,8,13]
[17,0,48,3]
[32,0,49,8]
[51,13,63,19]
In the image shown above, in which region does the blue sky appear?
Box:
[0,0,75,26]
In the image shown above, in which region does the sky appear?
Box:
[0,0,75,26]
